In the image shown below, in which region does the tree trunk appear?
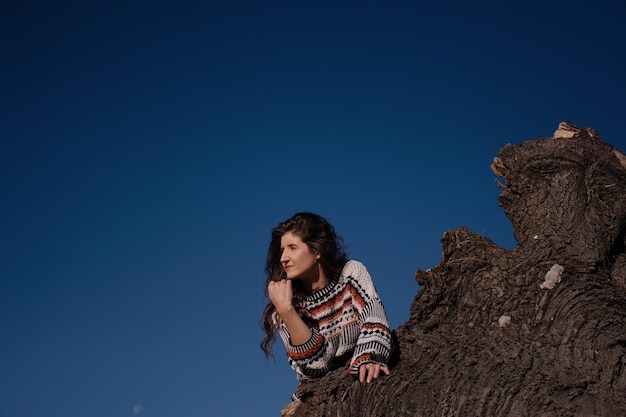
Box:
[285,122,626,417]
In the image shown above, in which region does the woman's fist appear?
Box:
[268,279,294,314]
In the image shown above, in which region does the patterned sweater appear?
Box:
[276,260,393,381]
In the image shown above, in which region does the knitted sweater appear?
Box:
[276,260,393,381]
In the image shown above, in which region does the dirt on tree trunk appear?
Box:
[282,122,626,417]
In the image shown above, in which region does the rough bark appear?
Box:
[283,122,626,417]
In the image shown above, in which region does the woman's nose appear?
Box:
[280,252,288,263]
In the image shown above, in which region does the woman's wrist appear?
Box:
[276,304,297,319]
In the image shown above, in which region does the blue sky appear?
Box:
[1,1,625,416]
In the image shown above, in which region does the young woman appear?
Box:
[260,212,393,385]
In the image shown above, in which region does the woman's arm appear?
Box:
[345,261,394,381]
[269,280,334,380]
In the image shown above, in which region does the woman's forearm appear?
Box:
[276,306,313,346]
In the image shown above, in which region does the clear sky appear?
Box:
[1,1,625,416]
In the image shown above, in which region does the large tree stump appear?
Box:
[285,122,626,417]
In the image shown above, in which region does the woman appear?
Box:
[260,212,393,385]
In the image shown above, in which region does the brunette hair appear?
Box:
[260,212,348,359]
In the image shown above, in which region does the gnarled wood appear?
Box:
[286,122,626,417]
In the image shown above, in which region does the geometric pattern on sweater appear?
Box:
[276,260,393,382]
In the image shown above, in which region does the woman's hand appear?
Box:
[268,279,312,346]
[267,279,294,314]
[359,363,390,383]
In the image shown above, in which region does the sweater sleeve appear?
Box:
[343,261,394,375]
[275,309,335,381]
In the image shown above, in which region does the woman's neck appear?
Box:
[303,267,329,295]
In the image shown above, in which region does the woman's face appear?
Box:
[280,231,319,281]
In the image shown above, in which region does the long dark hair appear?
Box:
[260,212,348,359]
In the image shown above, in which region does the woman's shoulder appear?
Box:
[341,260,370,281]
[340,260,379,297]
